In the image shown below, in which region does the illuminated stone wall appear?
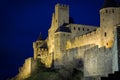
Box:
[48,3,69,54]
[100,8,120,48]
[63,44,95,63]
[67,24,98,38]
[13,2,120,80]
[54,32,71,67]
[66,28,102,49]
[84,46,112,77]
[14,57,37,80]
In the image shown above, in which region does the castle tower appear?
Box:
[48,3,69,54]
[100,0,120,48]
[55,3,69,28]
[54,23,71,68]
[33,33,44,59]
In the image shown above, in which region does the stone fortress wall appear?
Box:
[84,46,112,77]
[67,24,98,38]
[13,0,120,80]
[12,58,37,80]
[62,26,120,78]
[66,28,102,49]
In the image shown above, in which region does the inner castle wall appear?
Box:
[66,28,102,49]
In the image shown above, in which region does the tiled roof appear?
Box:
[39,42,48,49]
[55,23,71,33]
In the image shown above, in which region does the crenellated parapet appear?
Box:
[84,45,112,77]
[66,28,103,49]
[55,3,69,9]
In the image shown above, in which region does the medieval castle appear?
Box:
[13,0,120,80]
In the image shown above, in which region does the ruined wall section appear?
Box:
[66,28,102,49]
[84,46,112,77]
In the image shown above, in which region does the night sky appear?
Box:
[0,0,119,80]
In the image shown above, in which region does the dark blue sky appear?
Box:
[1,0,118,80]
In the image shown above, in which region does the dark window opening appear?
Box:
[78,28,80,30]
[87,29,89,31]
[83,28,84,31]
[104,32,107,37]
[112,9,114,13]
[106,10,108,13]
[74,27,76,30]
[106,43,108,46]
[38,54,40,56]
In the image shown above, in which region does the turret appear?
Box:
[55,3,69,28]
[33,33,44,59]
[48,3,69,55]
[100,0,120,48]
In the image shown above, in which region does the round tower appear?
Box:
[100,0,120,48]
[48,3,69,56]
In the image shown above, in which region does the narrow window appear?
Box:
[104,32,107,37]
[106,10,108,13]
[87,29,89,31]
[83,28,84,31]
[74,27,76,30]
[106,43,108,46]
[78,27,80,31]
[112,9,114,13]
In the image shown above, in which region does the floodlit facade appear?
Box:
[33,0,120,79]
[14,0,120,80]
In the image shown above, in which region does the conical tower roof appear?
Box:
[37,32,43,41]
[102,0,120,9]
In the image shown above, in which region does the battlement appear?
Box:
[66,28,101,49]
[55,3,69,9]
[84,45,112,77]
